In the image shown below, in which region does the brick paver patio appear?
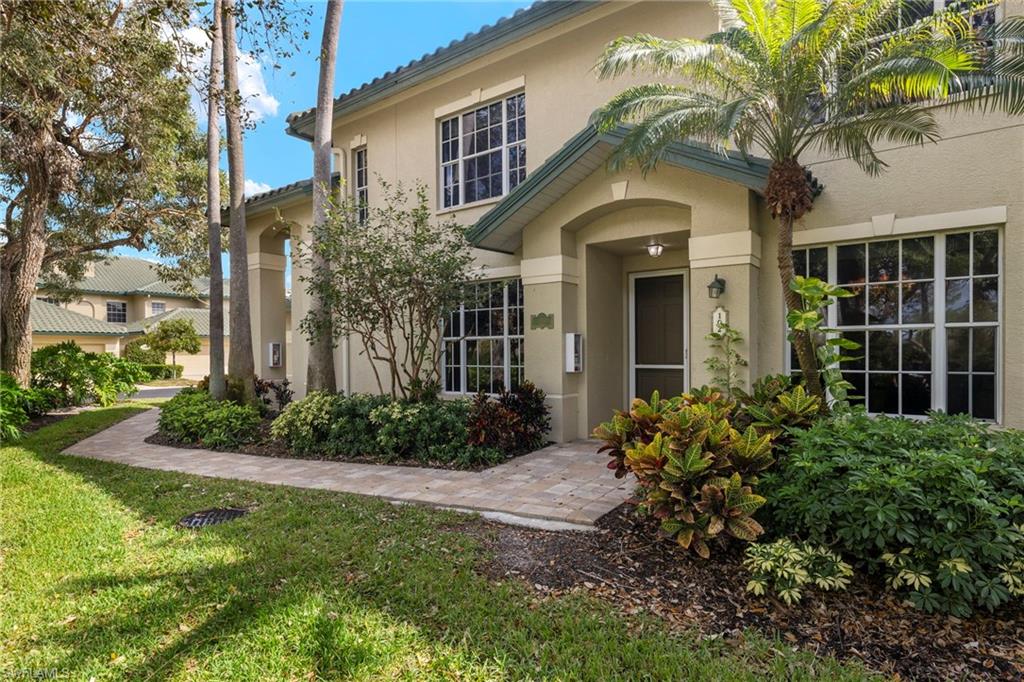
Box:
[64,409,630,528]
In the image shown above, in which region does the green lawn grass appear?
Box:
[1,405,877,681]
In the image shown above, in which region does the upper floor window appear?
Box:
[150,301,166,316]
[790,228,1000,420]
[439,92,526,210]
[106,301,127,323]
[36,296,60,306]
[353,147,368,224]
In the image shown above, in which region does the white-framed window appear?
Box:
[789,227,1000,420]
[439,92,526,210]
[150,301,166,315]
[106,301,127,323]
[353,147,368,224]
[36,296,60,306]
[442,278,524,394]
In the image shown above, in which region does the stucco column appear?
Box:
[521,254,580,442]
[687,230,761,390]
[248,250,288,381]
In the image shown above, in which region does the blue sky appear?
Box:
[119,0,533,265]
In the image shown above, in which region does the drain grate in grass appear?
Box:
[177,508,247,529]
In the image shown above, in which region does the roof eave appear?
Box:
[284,1,604,141]
[468,124,773,252]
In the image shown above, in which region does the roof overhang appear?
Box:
[285,1,604,141]
[468,125,773,253]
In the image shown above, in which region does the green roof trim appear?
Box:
[285,1,602,140]
[238,173,340,217]
[128,307,224,338]
[31,299,127,336]
[467,124,773,251]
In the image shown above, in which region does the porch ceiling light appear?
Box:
[707,274,726,299]
[646,240,665,258]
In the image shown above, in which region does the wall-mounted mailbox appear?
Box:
[268,342,283,368]
[565,333,583,373]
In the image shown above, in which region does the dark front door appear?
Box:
[632,273,686,400]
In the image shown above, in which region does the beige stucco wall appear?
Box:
[54,292,205,323]
[171,338,232,380]
[32,334,121,355]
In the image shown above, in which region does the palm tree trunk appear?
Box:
[221,0,257,406]
[776,212,825,405]
[206,0,226,401]
[306,0,344,393]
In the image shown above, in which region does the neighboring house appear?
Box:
[244,0,1023,438]
[31,256,240,379]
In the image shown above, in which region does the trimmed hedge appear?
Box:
[138,364,183,380]
[271,392,509,468]
[158,389,261,449]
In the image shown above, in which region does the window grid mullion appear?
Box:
[934,233,947,413]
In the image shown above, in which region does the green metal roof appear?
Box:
[468,124,773,253]
[285,1,603,140]
[128,307,225,338]
[31,299,127,336]
[39,256,212,299]
[238,173,340,217]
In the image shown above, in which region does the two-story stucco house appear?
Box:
[243,0,1024,439]
[31,256,245,378]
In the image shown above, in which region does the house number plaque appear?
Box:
[530,312,555,330]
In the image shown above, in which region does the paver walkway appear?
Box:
[64,409,630,528]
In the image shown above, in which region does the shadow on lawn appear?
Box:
[23,411,861,681]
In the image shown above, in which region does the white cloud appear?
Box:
[244,179,273,196]
[177,25,280,124]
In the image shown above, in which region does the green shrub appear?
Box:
[271,392,391,456]
[138,364,183,380]
[743,539,852,605]
[123,337,165,365]
[271,392,503,468]
[370,399,472,463]
[763,410,1024,615]
[158,389,261,449]
[466,381,550,456]
[31,341,145,406]
[1,373,30,442]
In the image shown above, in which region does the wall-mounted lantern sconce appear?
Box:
[646,240,665,258]
[707,274,726,299]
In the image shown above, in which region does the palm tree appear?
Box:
[222,0,258,406]
[306,0,344,393]
[594,0,1024,403]
[206,0,227,401]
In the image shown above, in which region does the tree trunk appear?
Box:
[0,188,48,387]
[206,0,227,400]
[776,212,825,404]
[305,0,344,393]
[221,0,257,406]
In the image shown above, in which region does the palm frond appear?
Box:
[810,104,939,174]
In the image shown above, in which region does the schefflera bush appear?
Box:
[763,411,1024,616]
[594,386,819,558]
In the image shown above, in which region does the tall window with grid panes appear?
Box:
[439,92,525,209]
[442,279,524,394]
[353,147,368,224]
[791,228,1000,419]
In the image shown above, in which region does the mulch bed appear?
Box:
[22,406,91,434]
[467,504,1024,681]
[145,418,514,472]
